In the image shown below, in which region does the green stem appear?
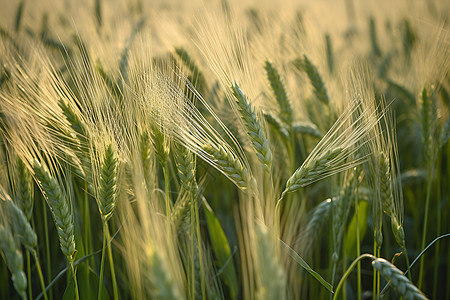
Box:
[418,166,433,289]
[42,196,53,300]
[98,225,107,300]
[106,227,119,300]
[355,195,361,300]
[190,196,196,299]
[31,249,48,300]
[402,246,412,281]
[70,263,79,300]
[84,182,92,264]
[333,254,376,300]
[194,196,206,300]
[432,153,441,299]
[162,164,172,232]
[372,243,376,300]
[447,142,450,300]
[27,249,32,300]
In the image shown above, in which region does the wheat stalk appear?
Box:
[255,222,286,300]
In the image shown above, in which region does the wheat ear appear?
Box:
[301,198,332,256]
[281,147,342,198]
[0,225,27,300]
[16,158,33,220]
[175,47,207,95]
[292,121,322,138]
[294,54,329,105]
[420,87,437,165]
[33,160,76,262]
[3,198,37,249]
[372,258,427,300]
[202,142,249,190]
[98,144,118,222]
[58,99,88,148]
[263,112,290,139]
[264,61,293,125]
[232,82,273,172]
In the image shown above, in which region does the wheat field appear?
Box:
[0,0,449,299]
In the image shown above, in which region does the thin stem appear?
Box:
[402,246,412,281]
[70,263,79,300]
[162,163,172,233]
[84,181,92,265]
[190,196,195,299]
[42,196,53,300]
[333,254,376,300]
[418,166,433,289]
[106,226,119,300]
[31,249,48,300]
[447,142,450,300]
[194,197,206,300]
[355,194,361,300]
[372,243,376,300]
[27,249,32,300]
[380,233,450,297]
[98,224,107,300]
[432,153,441,299]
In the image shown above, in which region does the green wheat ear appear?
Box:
[0,226,27,300]
[16,157,33,221]
[231,82,272,172]
[3,198,37,249]
[98,144,118,222]
[293,54,329,105]
[292,121,322,138]
[175,47,207,96]
[264,61,293,125]
[33,160,76,262]
[372,258,427,300]
[202,142,249,190]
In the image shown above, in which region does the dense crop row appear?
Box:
[0,0,449,299]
